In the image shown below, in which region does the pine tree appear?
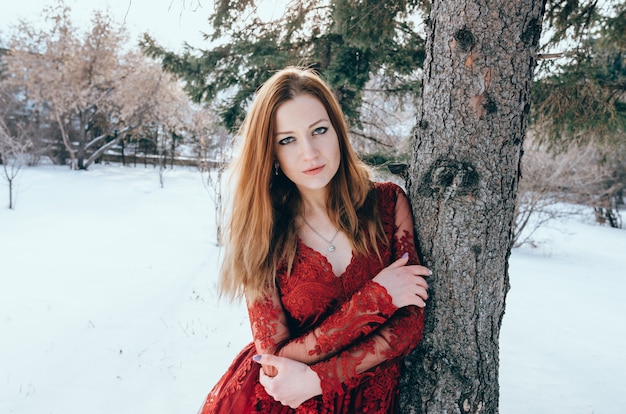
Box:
[532,0,626,150]
[530,0,626,226]
[143,0,624,152]
[141,0,426,132]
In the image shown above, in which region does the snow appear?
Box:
[1,164,624,413]
[500,210,626,413]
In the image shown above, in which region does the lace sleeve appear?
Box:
[391,184,420,260]
[246,291,288,377]
[309,185,425,400]
[309,304,423,400]
[247,280,399,374]
[276,279,397,361]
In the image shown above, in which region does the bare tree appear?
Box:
[2,2,190,170]
[193,107,232,245]
[512,135,625,247]
[0,117,30,209]
[512,136,581,247]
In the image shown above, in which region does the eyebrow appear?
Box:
[275,118,328,136]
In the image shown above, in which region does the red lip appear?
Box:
[303,165,324,175]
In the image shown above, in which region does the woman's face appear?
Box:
[273,94,341,194]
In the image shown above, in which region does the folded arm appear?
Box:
[247,278,398,374]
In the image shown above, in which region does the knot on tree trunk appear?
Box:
[453,28,476,53]
[419,158,480,199]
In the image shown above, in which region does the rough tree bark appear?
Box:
[400,1,546,413]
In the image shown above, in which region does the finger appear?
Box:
[416,296,427,307]
[388,253,410,269]
[407,289,427,307]
[252,354,282,369]
[415,286,429,301]
[413,276,429,290]
[403,265,432,277]
[259,369,278,396]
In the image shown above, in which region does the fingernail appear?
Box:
[252,355,261,362]
[401,252,409,259]
[429,270,433,275]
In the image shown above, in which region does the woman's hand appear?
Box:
[372,253,430,308]
[253,354,322,408]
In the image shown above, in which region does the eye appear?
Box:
[313,126,328,135]
[278,136,295,145]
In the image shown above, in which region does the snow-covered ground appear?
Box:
[1,164,624,414]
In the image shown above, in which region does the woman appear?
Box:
[199,67,430,413]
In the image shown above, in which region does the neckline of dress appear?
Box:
[297,237,354,278]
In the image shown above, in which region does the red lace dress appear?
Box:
[199,182,424,414]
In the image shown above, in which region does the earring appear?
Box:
[274,162,279,176]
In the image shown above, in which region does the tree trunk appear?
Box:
[77,111,88,170]
[120,139,126,166]
[83,134,125,170]
[8,176,13,209]
[170,132,176,169]
[53,109,77,169]
[400,1,546,413]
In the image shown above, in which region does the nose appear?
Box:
[300,136,318,160]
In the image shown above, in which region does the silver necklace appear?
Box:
[301,217,340,252]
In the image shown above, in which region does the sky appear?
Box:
[0,0,284,51]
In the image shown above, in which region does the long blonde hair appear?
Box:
[219,67,385,301]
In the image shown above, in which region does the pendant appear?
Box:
[328,244,336,252]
